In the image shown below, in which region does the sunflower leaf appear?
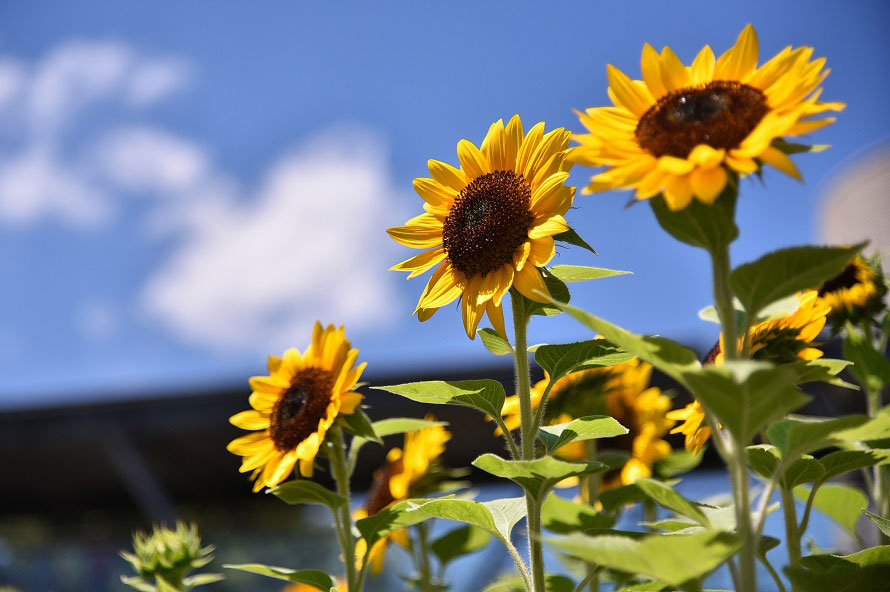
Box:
[789,358,857,389]
[844,326,890,393]
[787,547,890,592]
[534,339,634,384]
[472,453,605,501]
[634,478,711,527]
[527,269,571,317]
[782,457,825,489]
[649,185,739,251]
[269,480,347,511]
[541,492,615,535]
[478,328,513,356]
[793,483,868,539]
[412,497,527,545]
[767,414,890,461]
[818,449,890,483]
[547,531,741,587]
[338,408,381,444]
[429,525,492,566]
[548,265,630,283]
[355,498,433,548]
[223,564,334,589]
[554,227,597,254]
[730,244,863,318]
[536,415,628,455]
[863,510,890,537]
[747,444,781,479]
[373,380,506,421]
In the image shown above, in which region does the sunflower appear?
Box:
[817,255,888,330]
[501,359,674,487]
[387,115,576,338]
[226,322,366,492]
[668,290,830,453]
[281,581,346,592]
[355,418,451,573]
[571,24,844,210]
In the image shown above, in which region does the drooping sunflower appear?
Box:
[571,24,844,210]
[501,359,674,487]
[355,418,451,573]
[387,115,576,338]
[668,290,830,453]
[816,255,888,330]
[226,323,366,492]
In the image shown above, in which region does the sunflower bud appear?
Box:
[120,522,223,591]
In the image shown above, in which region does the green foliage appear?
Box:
[540,493,615,535]
[554,227,597,254]
[121,522,221,592]
[270,480,347,511]
[548,265,631,283]
[528,269,572,317]
[787,546,890,592]
[649,185,738,251]
[683,361,809,443]
[479,328,514,356]
[634,479,710,527]
[430,525,492,566]
[655,449,705,478]
[374,380,506,420]
[863,509,890,537]
[223,565,333,589]
[482,574,576,592]
[412,497,527,546]
[789,358,857,389]
[548,531,741,586]
[536,415,628,454]
[819,449,890,483]
[768,414,890,460]
[338,407,381,444]
[845,326,890,393]
[534,339,634,382]
[781,457,825,489]
[794,483,868,539]
[472,454,605,501]
[730,244,861,318]
[355,499,434,549]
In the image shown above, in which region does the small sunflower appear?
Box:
[571,24,844,210]
[355,418,451,573]
[817,255,888,330]
[387,115,576,338]
[227,323,366,492]
[501,359,674,487]
[668,290,830,453]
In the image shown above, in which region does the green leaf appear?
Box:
[757,535,781,556]
[355,499,433,548]
[413,497,527,544]
[338,407,381,443]
[819,449,890,483]
[182,573,226,588]
[482,574,575,592]
[548,265,631,283]
[649,186,738,251]
[270,480,346,511]
[223,565,334,589]
[789,358,857,389]
[863,509,890,537]
[730,244,862,318]
[535,339,634,382]
[747,444,780,479]
[479,328,513,356]
[634,478,710,527]
[374,380,506,420]
[655,448,705,478]
[682,361,809,443]
[787,546,890,592]
[599,483,646,513]
[472,453,605,501]
[768,414,890,460]
[429,525,492,566]
[529,269,571,317]
[541,492,615,534]
[120,576,156,592]
[543,300,700,383]
[782,457,825,489]
[554,227,597,254]
[845,327,890,393]
[536,415,628,454]
[548,531,742,586]
[793,483,868,539]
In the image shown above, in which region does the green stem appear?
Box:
[711,242,738,362]
[329,427,360,592]
[511,291,544,592]
[781,486,802,592]
[531,380,555,438]
[760,553,787,592]
[415,523,436,592]
[862,316,890,543]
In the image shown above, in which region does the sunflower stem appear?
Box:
[511,291,545,592]
[329,427,360,592]
[863,318,890,541]
[781,486,802,592]
[415,523,436,592]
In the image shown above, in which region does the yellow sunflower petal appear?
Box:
[481,119,507,172]
[658,46,690,92]
[528,215,569,239]
[457,139,488,180]
[691,165,728,204]
[690,45,716,84]
[716,24,759,81]
[607,64,654,117]
[513,265,550,302]
[428,159,467,192]
[230,410,270,430]
[486,300,508,340]
[758,145,802,180]
[641,43,667,98]
[390,247,447,279]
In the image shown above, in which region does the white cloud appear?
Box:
[76,300,120,341]
[141,127,401,352]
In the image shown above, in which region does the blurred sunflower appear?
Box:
[571,24,843,210]
[817,255,888,330]
[281,581,345,592]
[355,418,451,573]
[387,115,576,338]
[668,290,830,453]
[501,359,673,487]
[227,323,366,492]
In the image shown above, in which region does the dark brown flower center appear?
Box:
[269,367,335,451]
[635,81,769,159]
[818,263,861,295]
[442,170,534,278]
[365,458,404,515]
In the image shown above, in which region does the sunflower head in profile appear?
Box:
[817,255,888,330]
[501,359,674,488]
[226,323,366,492]
[571,24,844,210]
[355,418,451,574]
[668,290,830,453]
[387,115,577,339]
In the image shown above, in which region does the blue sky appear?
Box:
[0,1,888,408]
